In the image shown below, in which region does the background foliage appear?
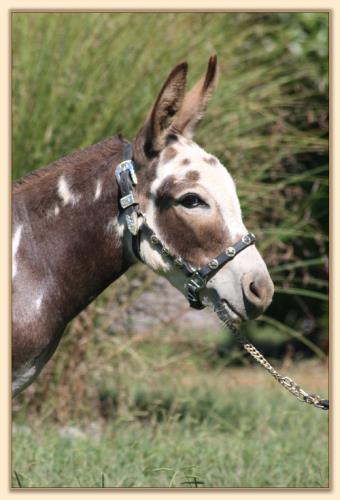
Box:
[12,12,329,488]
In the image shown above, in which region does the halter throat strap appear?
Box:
[115,142,256,310]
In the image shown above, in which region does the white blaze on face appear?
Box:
[12,225,23,279]
[58,175,81,206]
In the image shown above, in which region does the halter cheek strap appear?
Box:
[115,143,139,235]
[115,142,255,310]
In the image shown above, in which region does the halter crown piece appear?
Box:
[115,142,256,310]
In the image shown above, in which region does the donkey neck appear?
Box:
[13,136,133,324]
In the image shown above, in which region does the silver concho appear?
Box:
[226,247,236,257]
[242,235,251,245]
[151,235,159,245]
[208,259,219,269]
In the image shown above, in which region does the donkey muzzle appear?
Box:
[241,271,274,319]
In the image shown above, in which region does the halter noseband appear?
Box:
[116,142,256,310]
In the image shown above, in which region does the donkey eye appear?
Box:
[178,193,207,208]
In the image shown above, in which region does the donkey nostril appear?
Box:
[242,272,274,320]
[249,281,261,300]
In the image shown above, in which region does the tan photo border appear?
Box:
[1,0,337,498]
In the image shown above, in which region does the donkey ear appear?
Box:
[137,62,188,157]
[171,55,218,139]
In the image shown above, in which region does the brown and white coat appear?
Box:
[12,56,274,396]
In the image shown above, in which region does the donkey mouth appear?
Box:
[215,299,245,325]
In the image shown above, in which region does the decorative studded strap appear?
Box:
[197,233,256,281]
[134,221,198,277]
[132,221,255,310]
[185,233,256,309]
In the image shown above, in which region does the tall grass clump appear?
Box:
[12,12,328,419]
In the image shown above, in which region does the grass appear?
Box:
[12,362,328,488]
[12,312,329,488]
[12,298,329,488]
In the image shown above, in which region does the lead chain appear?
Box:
[225,320,328,410]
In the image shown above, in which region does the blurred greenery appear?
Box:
[12,12,329,487]
[12,365,328,487]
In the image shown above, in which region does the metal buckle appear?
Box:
[125,213,138,235]
[115,160,138,185]
[186,273,206,303]
[187,273,206,291]
[120,193,135,209]
[186,283,198,302]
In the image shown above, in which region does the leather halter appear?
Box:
[116,142,256,310]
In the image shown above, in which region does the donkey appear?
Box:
[12,56,274,397]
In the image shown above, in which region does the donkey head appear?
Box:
[132,56,274,323]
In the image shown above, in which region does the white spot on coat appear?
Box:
[106,217,124,246]
[35,293,43,310]
[94,180,102,201]
[46,203,60,219]
[12,225,22,279]
[58,176,81,206]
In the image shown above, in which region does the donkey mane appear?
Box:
[13,135,124,194]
